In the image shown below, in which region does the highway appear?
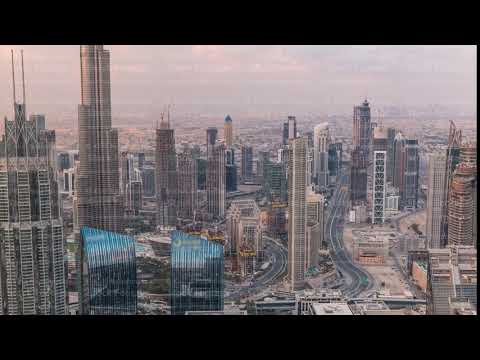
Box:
[225,237,287,302]
[326,171,375,298]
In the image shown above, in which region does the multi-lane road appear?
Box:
[225,237,287,302]
[326,172,375,298]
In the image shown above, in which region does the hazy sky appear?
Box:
[0,45,476,117]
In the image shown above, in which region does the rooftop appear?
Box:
[310,302,353,315]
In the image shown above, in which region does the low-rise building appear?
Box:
[353,204,368,223]
[296,289,344,315]
[426,245,477,315]
[308,302,352,315]
[411,260,428,292]
[350,300,408,315]
[352,230,389,265]
[385,184,400,218]
[185,310,247,315]
[449,298,477,315]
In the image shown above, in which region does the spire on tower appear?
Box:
[21,49,26,106]
[11,49,16,104]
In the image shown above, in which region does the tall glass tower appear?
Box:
[155,114,177,227]
[0,51,66,315]
[170,231,224,315]
[79,227,137,315]
[76,45,124,234]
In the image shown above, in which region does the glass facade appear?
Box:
[170,231,224,315]
[80,227,137,315]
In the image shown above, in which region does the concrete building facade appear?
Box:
[76,45,124,234]
[426,154,446,249]
[288,137,307,291]
[0,55,66,314]
[313,122,330,188]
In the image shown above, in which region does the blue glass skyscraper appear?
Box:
[170,231,224,315]
[79,227,137,315]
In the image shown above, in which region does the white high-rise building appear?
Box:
[305,188,326,270]
[372,150,387,224]
[207,143,226,219]
[313,123,330,188]
[426,154,446,249]
[0,51,66,314]
[288,137,307,291]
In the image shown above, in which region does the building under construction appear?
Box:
[447,163,476,247]
[440,121,462,247]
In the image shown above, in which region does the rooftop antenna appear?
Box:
[158,110,165,129]
[167,104,171,129]
[21,49,26,106]
[11,49,16,104]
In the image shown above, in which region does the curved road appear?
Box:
[326,172,374,298]
[225,238,287,302]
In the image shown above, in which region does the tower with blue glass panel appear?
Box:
[79,227,137,315]
[170,231,224,315]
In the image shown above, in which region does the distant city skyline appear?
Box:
[0,45,476,121]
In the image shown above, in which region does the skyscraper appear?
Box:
[353,99,371,150]
[288,137,307,291]
[350,147,368,206]
[256,151,270,184]
[328,142,342,179]
[224,115,233,147]
[77,45,124,234]
[440,121,462,247]
[459,142,477,166]
[155,114,177,227]
[386,127,396,183]
[206,127,218,156]
[225,147,237,192]
[30,114,45,134]
[207,143,226,219]
[459,143,478,248]
[121,151,135,198]
[241,145,253,182]
[426,154,446,249]
[371,127,388,224]
[121,151,141,216]
[447,163,476,247]
[288,116,297,140]
[137,152,145,170]
[177,150,198,219]
[283,116,297,145]
[128,180,143,216]
[264,162,287,203]
[282,121,289,145]
[0,51,66,315]
[393,133,419,210]
[142,165,155,197]
[306,189,326,268]
[372,150,387,224]
[313,122,330,188]
[170,231,224,315]
[79,227,137,315]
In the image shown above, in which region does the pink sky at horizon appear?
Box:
[0,45,476,119]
